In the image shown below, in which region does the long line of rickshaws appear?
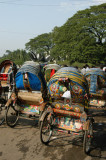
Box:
[0,59,106,154]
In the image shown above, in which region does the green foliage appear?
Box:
[71,62,92,68]
[0,49,30,65]
[51,3,106,65]
[57,60,70,66]
[25,33,53,58]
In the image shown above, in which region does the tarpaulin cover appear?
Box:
[15,61,46,92]
[44,64,61,82]
[0,59,17,74]
[0,60,17,86]
[85,68,106,93]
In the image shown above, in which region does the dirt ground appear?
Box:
[0,113,106,160]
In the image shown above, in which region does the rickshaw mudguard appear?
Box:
[39,110,53,122]
[83,118,94,131]
[83,120,90,131]
[5,92,17,107]
[39,102,48,112]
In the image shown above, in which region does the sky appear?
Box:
[0,0,106,57]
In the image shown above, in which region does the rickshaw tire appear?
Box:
[5,104,19,128]
[0,105,5,125]
[40,111,53,145]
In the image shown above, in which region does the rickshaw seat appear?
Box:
[17,90,43,105]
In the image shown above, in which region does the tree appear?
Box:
[0,49,30,65]
[25,33,53,61]
[51,3,106,64]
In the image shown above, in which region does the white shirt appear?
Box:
[103,67,106,72]
[81,68,86,75]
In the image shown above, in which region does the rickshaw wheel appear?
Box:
[5,104,19,128]
[0,104,5,125]
[83,120,93,154]
[38,103,52,128]
[40,111,53,145]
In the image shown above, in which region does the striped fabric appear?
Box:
[15,61,46,93]
[48,67,89,100]
[49,67,88,91]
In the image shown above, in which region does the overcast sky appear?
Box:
[0,0,105,57]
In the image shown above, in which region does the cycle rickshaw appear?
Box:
[85,68,106,114]
[0,60,17,125]
[39,67,94,154]
[43,63,61,85]
[5,61,48,127]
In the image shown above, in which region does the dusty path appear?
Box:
[0,114,106,160]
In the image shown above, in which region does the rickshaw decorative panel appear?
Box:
[53,116,83,131]
[19,104,40,114]
[52,102,85,113]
